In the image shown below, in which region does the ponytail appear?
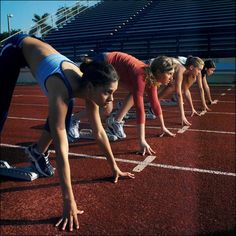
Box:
[79,61,119,88]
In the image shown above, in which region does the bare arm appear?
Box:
[46,76,83,231]
[183,82,201,117]
[85,99,134,182]
[197,74,210,111]
[175,67,191,126]
[133,91,155,156]
[147,86,175,138]
[202,75,213,104]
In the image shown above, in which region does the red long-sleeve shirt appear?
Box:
[105,51,162,124]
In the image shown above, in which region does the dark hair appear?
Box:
[79,61,119,87]
[201,59,216,76]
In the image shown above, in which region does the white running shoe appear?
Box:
[67,114,80,143]
[107,116,126,139]
[105,127,118,141]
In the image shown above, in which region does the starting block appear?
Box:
[160,99,178,106]
[0,160,39,181]
[114,102,156,120]
[79,129,94,139]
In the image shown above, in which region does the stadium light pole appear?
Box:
[7,14,13,35]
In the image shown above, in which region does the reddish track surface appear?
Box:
[0,84,235,236]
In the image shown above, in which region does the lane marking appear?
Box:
[161,110,235,115]
[1,143,235,177]
[5,117,235,135]
[200,110,207,116]
[132,155,156,172]
[186,128,235,135]
[8,116,46,121]
[125,124,235,135]
[177,126,190,133]
[227,88,232,91]
[13,95,45,97]
[11,103,84,109]
[221,93,226,96]
[211,99,218,104]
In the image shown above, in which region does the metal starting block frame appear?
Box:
[115,101,156,120]
[0,160,39,181]
[79,129,94,139]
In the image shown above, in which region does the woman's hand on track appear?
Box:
[113,167,135,183]
[55,199,84,231]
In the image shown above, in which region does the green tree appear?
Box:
[29,13,52,36]
[0,29,22,44]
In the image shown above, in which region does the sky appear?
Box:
[0,1,97,33]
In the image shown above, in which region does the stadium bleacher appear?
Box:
[44,0,235,62]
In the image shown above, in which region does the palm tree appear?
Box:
[29,13,52,36]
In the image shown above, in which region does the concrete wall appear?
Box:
[206,57,236,84]
[17,68,36,84]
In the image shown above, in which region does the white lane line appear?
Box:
[227,88,232,91]
[221,93,226,96]
[1,143,235,177]
[13,95,45,97]
[200,110,207,116]
[11,103,84,109]
[132,155,156,172]
[177,126,190,133]
[161,110,235,115]
[6,117,235,135]
[125,124,235,135]
[193,100,234,103]
[148,163,236,177]
[8,116,46,121]
[211,99,218,104]
[186,128,235,135]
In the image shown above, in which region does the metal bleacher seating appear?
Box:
[44,0,151,60]
[43,0,235,63]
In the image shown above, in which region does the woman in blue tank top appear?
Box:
[0,34,134,232]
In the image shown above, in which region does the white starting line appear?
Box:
[132,155,156,172]
[177,125,190,134]
[211,99,218,104]
[1,143,235,177]
[200,110,207,116]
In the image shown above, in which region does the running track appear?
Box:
[0,84,235,235]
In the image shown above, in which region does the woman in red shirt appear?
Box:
[70,52,176,155]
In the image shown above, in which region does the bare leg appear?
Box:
[35,130,52,153]
[115,93,134,122]
[158,84,175,99]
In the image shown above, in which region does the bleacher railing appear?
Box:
[0,1,100,46]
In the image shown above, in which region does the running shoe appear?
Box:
[105,127,118,141]
[25,144,55,177]
[146,107,156,119]
[107,116,126,139]
[67,114,80,143]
